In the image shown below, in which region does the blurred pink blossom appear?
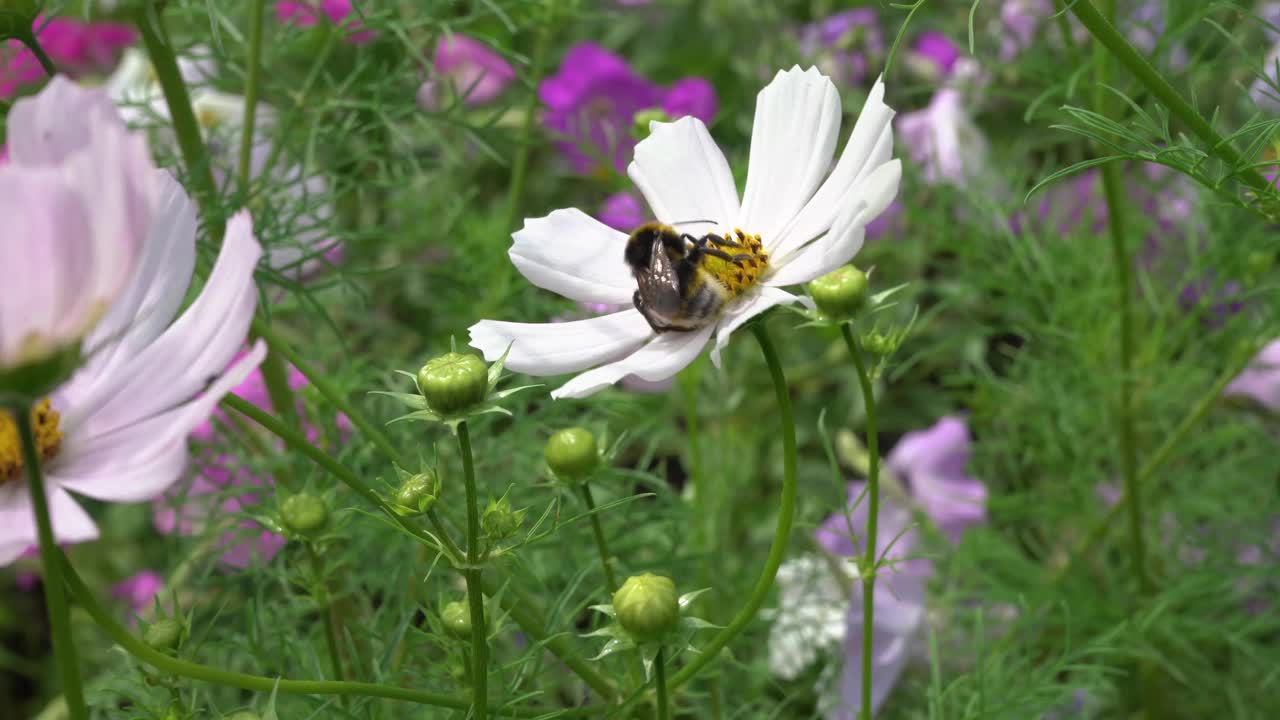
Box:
[276,1,374,44]
[112,571,164,613]
[418,34,515,109]
[1,16,135,98]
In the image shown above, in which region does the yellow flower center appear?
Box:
[701,228,769,296]
[0,399,64,484]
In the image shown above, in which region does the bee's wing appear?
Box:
[635,238,684,316]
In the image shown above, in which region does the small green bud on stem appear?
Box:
[417,352,489,414]
[809,265,869,320]
[281,493,328,536]
[613,573,679,643]
[394,470,440,516]
[481,497,525,541]
[441,600,472,638]
[144,618,184,652]
[544,427,599,482]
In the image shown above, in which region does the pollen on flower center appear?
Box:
[0,399,64,484]
[701,228,769,297]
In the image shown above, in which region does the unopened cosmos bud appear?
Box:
[612,572,679,643]
[417,352,489,414]
[544,427,599,482]
[808,265,869,320]
[281,493,328,536]
[441,600,472,638]
[481,497,524,541]
[395,470,440,515]
[144,618,184,652]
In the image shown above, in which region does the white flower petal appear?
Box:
[6,76,126,166]
[0,486,99,567]
[767,160,901,287]
[59,211,262,435]
[509,209,636,305]
[737,67,842,246]
[628,116,739,226]
[771,76,896,259]
[552,324,714,399]
[709,287,804,367]
[52,343,267,502]
[469,310,654,376]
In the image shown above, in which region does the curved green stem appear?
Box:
[579,483,619,593]
[57,550,595,717]
[135,2,224,241]
[458,422,489,719]
[15,27,58,76]
[306,544,346,683]
[11,405,87,720]
[1067,0,1272,195]
[237,0,267,192]
[654,647,670,720]
[666,322,798,689]
[842,324,881,720]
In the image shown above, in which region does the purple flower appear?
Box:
[418,35,515,109]
[1,16,135,99]
[816,416,987,717]
[599,192,646,231]
[909,31,960,78]
[896,88,990,187]
[113,571,164,613]
[538,43,716,175]
[865,199,903,241]
[999,0,1054,60]
[799,9,883,87]
[1225,339,1280,411]
[275,1,374,44]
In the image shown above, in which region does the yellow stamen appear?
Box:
[0,399,64,484]
[701,228,769,296]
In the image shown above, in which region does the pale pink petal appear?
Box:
[469,310,654,376]
[737,67,842,245]
[0,486,98,567]
[509,209,637,305]
[552,323,714,398]
[628,116,739,227]
[5,76,125,166]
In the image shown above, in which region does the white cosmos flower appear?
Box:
[105,46,217,127]
[470,67,900,398]
[0,81,266,565]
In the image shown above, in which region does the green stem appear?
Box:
[15,28,58,77]
[654,648,670,720]
[135,2,224,241]
[58,551,596,717]
[306,545,346,683]
[1091,0,1149,596]
[238,0,267,192]
[1067,0,1272,195]
[11,405,87,720]
[458,422,489,719]
[841,324,881,720]
[224,388,618,700]
[666,322,798,689]
[579,483,619,593]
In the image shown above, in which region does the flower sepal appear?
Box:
[376,342,539,432]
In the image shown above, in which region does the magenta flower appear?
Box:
[598,191,646,232]
[418,34,515,109]
[1,15,135,98]
[538,43,717,175]
[799,9,883,87]
[815,416,987,717]
[275,1,374,44]
[112,571,165,613]
[999,0,1054,60]
[909,31,960,78]
[1225,340,1280,412]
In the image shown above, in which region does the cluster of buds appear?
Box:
[584,572,715,677]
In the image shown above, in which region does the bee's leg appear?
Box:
[697,246,756,264]
[681,232,743,249]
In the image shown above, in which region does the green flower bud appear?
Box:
[417,352,489,414]
[632,108,672,139]
[481,497,525,541]
[144,618,184,652]
[441,600,472,638]
[394,470,440,516]
[808,265,869,320]
[861,330,894,356]
[544,427,599,482]
[281,493,328,536]
[612,573,679,643]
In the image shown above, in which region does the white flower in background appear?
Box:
[106,55,340,276]
[470,67,900,397]
[0,78,266,565]
[768,554,853,679]
[0,78,149,374]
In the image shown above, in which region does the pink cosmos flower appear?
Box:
[896,88,990,188]
[113,570,164,613]
[1225,339,1280,412]
[799,9,883,87]
[418,35,515,109]
[0,78,266,565]
[598,191,646,232]
[276,1,374,44]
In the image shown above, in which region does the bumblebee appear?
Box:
[623,221,769,332]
